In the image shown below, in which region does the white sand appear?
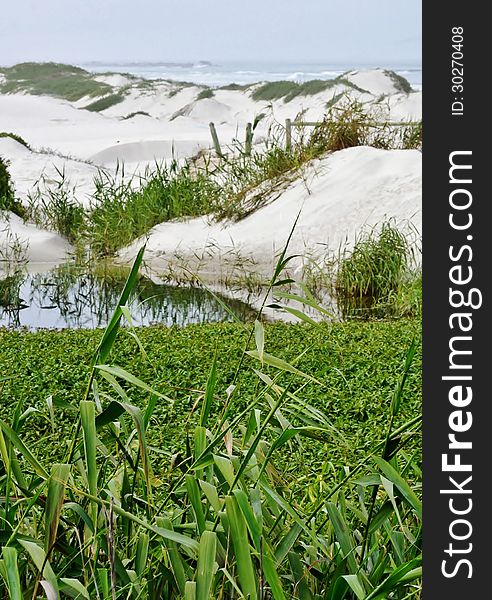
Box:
[0,68,421,173]
[0,213,72,265]
[118,146,421,281]
[0,68,421,279]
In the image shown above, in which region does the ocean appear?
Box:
[78,60,422,90]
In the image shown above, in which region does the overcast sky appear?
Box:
[0,0,421,66]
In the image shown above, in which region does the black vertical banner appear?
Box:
[424,2,490,597]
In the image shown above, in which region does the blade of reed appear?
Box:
[224,495,258,600]
[196,530,217,600]
[80,401,98,528]
[44,464,71,555]
[2,547,23,600]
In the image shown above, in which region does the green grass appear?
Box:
[0,132,30,149]
[218,82,253,91]
[83,92,126,112]
[328,221,421,320]
[0,315,421,598]
[384,69,413,94]
[196,88,214,100]
[336,222,413,298]
[87,161,220,256]
[25,166,86,244]
[251,77,368,102]
[121,110,151,120]
[0,156,26,219]
[251,79,334,102]
[0,62,113,101]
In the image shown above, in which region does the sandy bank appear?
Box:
[117,146,421,282]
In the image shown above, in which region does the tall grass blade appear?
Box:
[201,356,217,427]
[373,457,422,518]
[19,539,59,599]
[80,401,98,527]
[2,546,23,600]
[93,245,145,365]
[225,495,258,600]
[158,517,189,595]
[0,419,48,478]
[185,581,197,600]
[45,463,71,555]
[196,530,217,600]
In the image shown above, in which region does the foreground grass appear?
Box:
[0,315,421,598]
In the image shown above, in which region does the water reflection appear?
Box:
[0,264,257,330]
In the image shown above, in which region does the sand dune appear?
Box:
[0,67,421,176]
[118,146,421,281]
[89,139,207,167]
[1,67,421,279]
[0,213,71,266]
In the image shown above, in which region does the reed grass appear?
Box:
[0,158,26,219]
[87,161,220,256]
[25,166,85,244]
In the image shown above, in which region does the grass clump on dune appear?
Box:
[0,62,113,101]
[121,110,151,120]
[25,167,85,244]
[87,161,220,256]
[218,82,253,91]
[251,77,368,102]
[0,250,422,598]
[384,69,414,93]
[84,92,126,112]
[0,156,26,218]
[196,88,214,100]
[0,131,30,149]
[251,79,335,102]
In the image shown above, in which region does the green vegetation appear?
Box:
[310,100,422,153]
[88,161,219,256]
[84,93,126,112]
[218,82,253,91]
[0,62,113,101]
[0,131,30,149]
[196,88,214,100]
[252,79,336,102]
[330,222,421,320]
[0,157,14,205]
[384,70,413,94]
[337,223,410,299]
[121,110,151,120]
[0,157,26,218]
[251,77,369,103]
[0,250,421,598]
[25,166,85,244]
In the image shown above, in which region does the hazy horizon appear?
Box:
[0,1,421,66]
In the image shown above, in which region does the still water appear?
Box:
[0,265,257,330]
